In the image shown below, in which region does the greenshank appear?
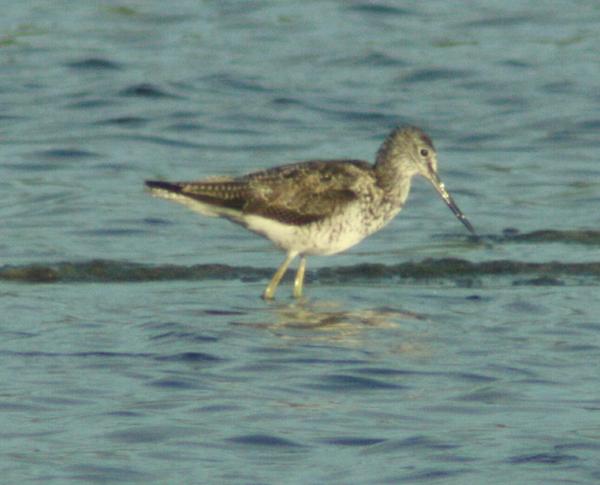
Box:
[146,126,475,299]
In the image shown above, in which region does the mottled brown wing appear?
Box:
[241,160,371,225]
[151,160,372,225]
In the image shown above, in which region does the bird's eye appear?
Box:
[420,148,429,157]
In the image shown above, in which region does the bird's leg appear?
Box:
[263,252,297,300]
[293,256,307,299]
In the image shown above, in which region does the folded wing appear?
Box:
[146,159,373,225]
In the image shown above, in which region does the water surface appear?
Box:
[2,1,600,483]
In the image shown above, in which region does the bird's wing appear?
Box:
[150,160,374,225]
[241,160,372,225]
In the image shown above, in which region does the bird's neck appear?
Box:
[374,158,414,207]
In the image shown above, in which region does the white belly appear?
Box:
[242,204,401,256]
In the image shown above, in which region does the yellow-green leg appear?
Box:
[263,252,297,300]
[293,256,307,299]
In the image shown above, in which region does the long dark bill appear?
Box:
[429,172,476,235]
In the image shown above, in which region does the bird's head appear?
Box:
[377,126,475,235]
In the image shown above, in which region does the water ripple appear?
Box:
[401,68,473,83]
[323,437,386,446]
[66,58,122,71]
[507,452,579,465]
[119,83,180,99]
[154,352,222,363]
[228,434,305,448]
[346,3,413,16]
[307,373,405,391]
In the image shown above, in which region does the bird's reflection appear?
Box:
[238,299,428,351]
[274,300,419,329]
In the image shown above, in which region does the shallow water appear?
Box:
[2,1,600,483]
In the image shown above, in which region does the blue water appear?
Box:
[2,1,600,483]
